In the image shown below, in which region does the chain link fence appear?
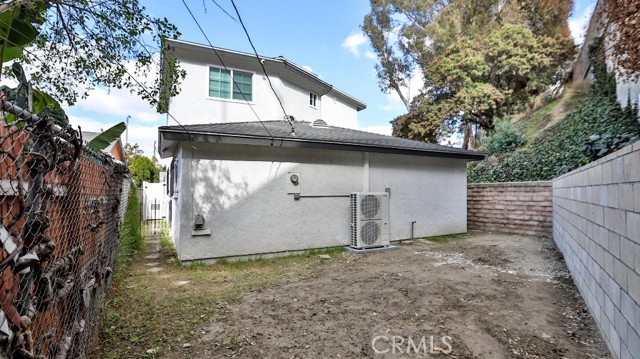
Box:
[0,99,130,358]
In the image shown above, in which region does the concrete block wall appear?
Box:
[553,142,640,359]
[468,182,552,236]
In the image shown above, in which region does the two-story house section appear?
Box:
[160,39,366,128]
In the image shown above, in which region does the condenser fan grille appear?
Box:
[360,195,380,219]
[361,221,380,245]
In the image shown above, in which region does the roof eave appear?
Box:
[158,127,485,161]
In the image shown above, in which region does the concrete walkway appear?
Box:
[143,221,163,273]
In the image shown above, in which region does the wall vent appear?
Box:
[311,119,329,128]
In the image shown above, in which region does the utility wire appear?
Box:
[209,0,238,23]
[181,0,274,141]
[229,0,290,122]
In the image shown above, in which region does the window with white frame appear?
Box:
[309,92,318,107]
[209,66,253,101]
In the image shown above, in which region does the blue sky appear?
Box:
[65,0,597,158]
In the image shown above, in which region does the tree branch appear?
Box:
[55,4,76,52]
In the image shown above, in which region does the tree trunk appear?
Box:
[462,122,471,150]
[391,83,411,111]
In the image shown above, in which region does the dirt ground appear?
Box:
[164,232,611,359]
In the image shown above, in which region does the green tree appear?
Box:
[128,155,159,187]
[0,1,185,107]
[362,0,448,110]
[150,155,166,173]
[394,24,573,147]
[362,0,575,146]
[124,143,144,164]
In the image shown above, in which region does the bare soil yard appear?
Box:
[94,228,610,359]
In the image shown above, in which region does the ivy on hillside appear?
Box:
[467,91,640,182]
[468,36,640,183]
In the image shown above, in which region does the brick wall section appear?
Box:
[553,141,640,359]
[468,182,552,236]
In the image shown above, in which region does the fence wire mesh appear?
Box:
[0,108,130,358]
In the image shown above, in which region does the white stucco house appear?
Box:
[158,39,484,262]
[161,39,366,128]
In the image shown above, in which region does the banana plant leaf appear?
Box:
[87,122,126,150]
[0,9,39,62]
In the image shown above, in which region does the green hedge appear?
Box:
[114,183,144,278]
[468,91,640,183]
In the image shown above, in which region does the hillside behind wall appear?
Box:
[553,141,640,359]
[467,182,552,236]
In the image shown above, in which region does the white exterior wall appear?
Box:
[369,153,467,239]
[172,143,467,261]
[168,58,358,127]
[321,93,359,129]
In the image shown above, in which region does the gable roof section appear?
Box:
[162,39,366,111]
[158,121,484,160]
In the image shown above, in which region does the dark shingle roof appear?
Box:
[159,121,484,160]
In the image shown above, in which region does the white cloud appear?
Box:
[70,86,163,124]
[569,2,596,46]
[364,51,377,60]
[301,65,314,74]
[62,63,165,161]
[341,32,368,57]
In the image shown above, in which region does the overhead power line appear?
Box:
[180,0,275,141]
[229,0,290,123]
[209,0,238,23]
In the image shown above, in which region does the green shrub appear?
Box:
[483,119,527,155]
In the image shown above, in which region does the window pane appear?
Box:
[209,67,231,98]
[232,71,252,101]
